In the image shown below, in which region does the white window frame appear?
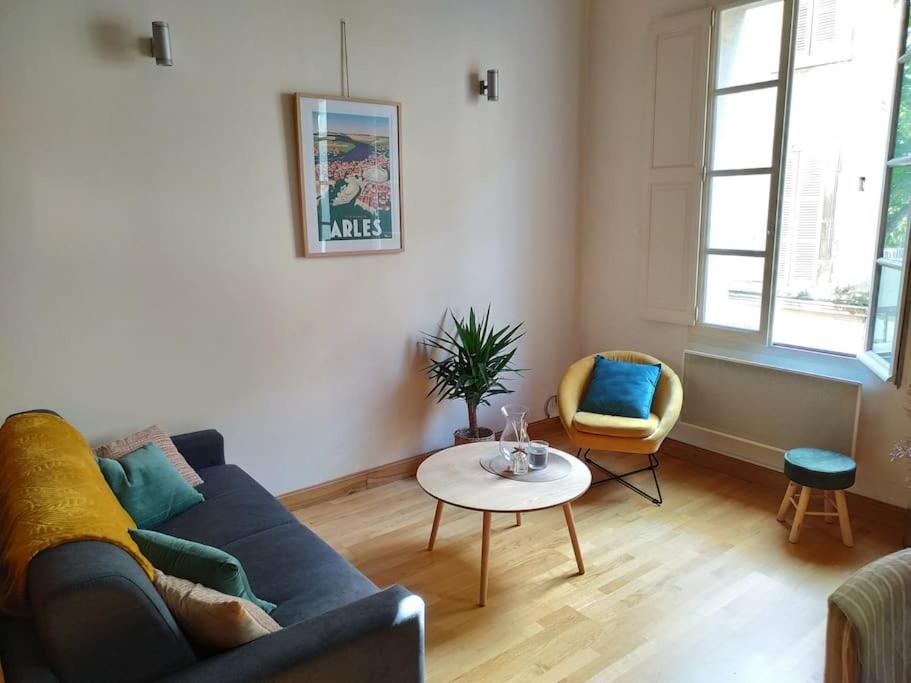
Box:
[859,3,911,384]
[696,0,911,384]
[696,0,795,345]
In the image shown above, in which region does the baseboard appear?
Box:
[662,438,906,533]
[279,416,904,535]
[278,417,564,511]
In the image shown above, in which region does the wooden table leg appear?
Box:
[480,511,491,606]
[428,500,444,550]
[516,512,522,526]
[563,503,585,575]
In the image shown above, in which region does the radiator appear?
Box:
[675,350,861,470]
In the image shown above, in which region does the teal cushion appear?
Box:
[130,528,277,613]
[784,448,856,490]
[97,443,204,529]
[579,356,661,420]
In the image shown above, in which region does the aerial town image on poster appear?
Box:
[312,111,393,241]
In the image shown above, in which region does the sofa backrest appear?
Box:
[28,541,195,682]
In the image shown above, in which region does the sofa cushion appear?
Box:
[97,443,204,528]
[153,464,378,626]
[153,570,281,650]
[131,529,277,613]
[154,465,297,548]
[95,425,203,487]
[224,523,378,627]
[573,411,659,438]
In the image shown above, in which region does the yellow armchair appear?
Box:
[558,350,683,504]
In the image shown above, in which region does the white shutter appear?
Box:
[640,8,712,325]
[779,149,839,288]
[795,1,810,59]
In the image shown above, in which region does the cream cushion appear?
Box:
[95,425,202,487]
[153,570,281,650]
[573,411,659,438]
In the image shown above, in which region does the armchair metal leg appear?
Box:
[577,449,663,506]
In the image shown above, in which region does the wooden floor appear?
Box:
[295,429,900,682]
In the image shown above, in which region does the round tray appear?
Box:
[479,450,572,482]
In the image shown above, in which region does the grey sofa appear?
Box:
[0,428,425,682]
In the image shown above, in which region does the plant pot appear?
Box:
[453,427,495,445]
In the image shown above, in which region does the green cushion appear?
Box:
[130,528,277,613]
[783,448,856,490]
[97,443,204,529]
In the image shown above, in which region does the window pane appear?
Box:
[703,255,764,330]
[770,0,901,357]
[771,293,868,355]
[711,88,777,170]
[707,174,771,250]
[906,0,911,52]
[892,60,911,158]
[884,165,911,261]
[871,265,904,361]
[716,0,784,89]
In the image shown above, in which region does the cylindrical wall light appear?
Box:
[479,69,499,101]
[151,21,173,66]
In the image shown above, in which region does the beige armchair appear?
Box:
[557,350,683,504]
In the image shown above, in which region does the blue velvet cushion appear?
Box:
[579,356,661,419]
[784,448,856,490]
[97,443,204,528]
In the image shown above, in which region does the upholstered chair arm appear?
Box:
[645,367,683,446]
[557,357,594,432]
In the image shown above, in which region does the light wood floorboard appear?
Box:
[294,429,899,682]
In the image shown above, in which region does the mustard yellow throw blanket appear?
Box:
[0,412,154,615]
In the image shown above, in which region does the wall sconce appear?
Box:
[151,21,173,66]
[479,69,499,101]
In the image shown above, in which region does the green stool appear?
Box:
[776,448,855,546]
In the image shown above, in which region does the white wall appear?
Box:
[0,0,585,494]
[579,0,911,506]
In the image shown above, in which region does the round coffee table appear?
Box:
[416,441,592,606]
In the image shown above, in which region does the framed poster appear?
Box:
[295,94,404,256]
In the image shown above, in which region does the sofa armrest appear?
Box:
[171,430,225,471]
[29,542,195,683]
[158,585,425,683]
[824,601,858,683]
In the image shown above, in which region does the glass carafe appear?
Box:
[499,404,529,465]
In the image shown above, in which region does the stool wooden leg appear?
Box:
[824,492,835,524]
[789,486,812,543]
[516,512,522,526]
[834,490,854,547]
[777,481,796,522]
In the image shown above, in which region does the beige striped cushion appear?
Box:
[95,425,202,487]
[152,570,280,650]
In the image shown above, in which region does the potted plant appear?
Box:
[422,306,525,445]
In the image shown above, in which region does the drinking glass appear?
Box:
[528,440,549,470]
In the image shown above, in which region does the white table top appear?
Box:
[416,442,592,513]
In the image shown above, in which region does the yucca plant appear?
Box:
[422,306,525,441]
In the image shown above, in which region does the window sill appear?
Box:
[685,331,877,386]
